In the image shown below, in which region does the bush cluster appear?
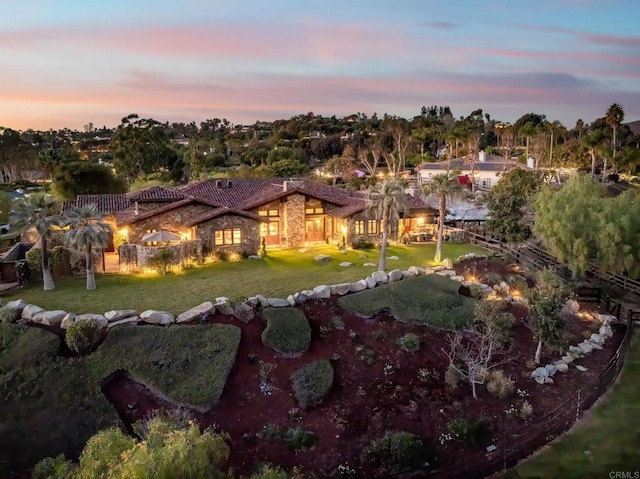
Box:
[65,319,101,354]
[290,359,334,408]
[486,370,515,398]
[261,308,311,355]
[448,417,492,448]
[398,333,421,353]
[259,424,318,451]
[365,431,432,473]
[352,238,374,250]
[0,305,21,324]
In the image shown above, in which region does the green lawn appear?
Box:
[1,243,488,315]
[338,274,476,329]
[502,331,640,479]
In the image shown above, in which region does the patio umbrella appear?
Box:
[141,230,182,243]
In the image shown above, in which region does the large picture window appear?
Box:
[214,228,242,245]
[355,220,365,235]
[367,220,378,235]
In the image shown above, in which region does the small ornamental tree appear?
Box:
[526,268,570,364]
[66,318,101,354]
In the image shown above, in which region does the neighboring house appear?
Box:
[62,178,438,268]
[417,152,532,189]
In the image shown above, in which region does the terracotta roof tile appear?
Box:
[116,196,223,226]
[62,194,129,215]
[129,186,185,202]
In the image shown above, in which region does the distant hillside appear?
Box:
[625,120,640,135]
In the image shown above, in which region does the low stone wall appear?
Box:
[119,240,203,272]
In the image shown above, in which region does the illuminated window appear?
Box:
[258,209,279,217]
[305,206,324,214]
[260,222,279,237]
[367,220,378,235]
[214,228,242,245]
[355,220,365,235]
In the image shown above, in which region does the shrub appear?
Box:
[474,300,515,346]
[520,400,534,420]
[0,305,21,324]
[282,426,318,451]
[355,345,376,365]
[261,308,311,355]
[483,272,503,285]
[260,423,282,442]
[330,316,345,330]
[65,319,101,354]
[213,250,229,262]
[398,333,421,353]
[448,417,492,448]
[444,365,460,391]
[469,283,484,299]
[371,329,387,341]
[352,238,374,250]
[486,370,515,398]
[506,274,528,294]
[25,246,43,274]
[291,359,334,408]
[148,248,174,275]
[366,431,432,473]
[32,454,73,479]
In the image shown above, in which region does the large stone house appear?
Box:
[63,178,438,268]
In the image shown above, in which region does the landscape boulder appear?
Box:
[5,299,27,316]
[176,302,214,323]
[577,342,593,355]
[140,310,174,325]
[215,300,234,315]
[563,299,580,315]
[339,262,352,267]
[544,364,557,376]
[313,285,331,299]
[561,354,574,364]
[293,292,308,304]
[41,310,67,327]
[60,313,76,329]
[599,323,613,339]
[349,280,368,293]
[314,254,332,264]
[407,266,423,276]
[442,258,453,269]
[267,298,290,308]
[365,276,377,289]
[287,295,296,306]
[372,270,389,285]
[107,316,139,329]
[555,362,569,373]
[330,283,351,296]
[105,309,137,322]
[388,269,403,283]
[436,269,456,278]
[75,313,108,328]
[389,255,400,261]
[22,304,44,322]
[589,333,606,345]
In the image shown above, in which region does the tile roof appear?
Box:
[182,207,268,227]
[62,194,129,215]
[115,196,223,226]
[129,186,185,202]
[328,202,367,218]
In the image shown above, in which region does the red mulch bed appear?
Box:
[101,259,625,478]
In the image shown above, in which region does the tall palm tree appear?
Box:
[422,173,462,263]
[366,178,408,271]
[63,204,113,290]
[10,194,60,290]
[606,103,625,177]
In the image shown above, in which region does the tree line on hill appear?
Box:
[0,104,638,198]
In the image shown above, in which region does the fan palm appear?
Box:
[422,173,463,263]
[63,204,113,290]
[366,178,408,271]
[10,194,60,290]
[606,103,625,176]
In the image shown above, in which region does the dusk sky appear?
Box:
[1,0,639,131]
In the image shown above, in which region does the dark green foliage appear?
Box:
[88,324,241,406]
[148,248,174,275]
[352,238,374,250]
[0,305,22,324]
[25,246,43,274]
[486,169,541,243]
[366,431,432,473]
[338,275,475,330]
[282,426,318,451]
[291,359,334,408]
[398,333,421,353]
[32,454,73,479]
[355,345,376,365]
[474,300,515,347]
[65,318,101,354]
[449,417,493,448]
[52,161,126,199]
[261,307,311,355]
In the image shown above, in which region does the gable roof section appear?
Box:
[129,186,185,202]
[178,178,277,207]
[116,196,223,226]
[182,207,268,227]
[62,194,129,215]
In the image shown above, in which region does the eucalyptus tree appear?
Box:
[422,172,463,263]
[63,204,113,290]
[366,178,408,271]
[10,194,61,290]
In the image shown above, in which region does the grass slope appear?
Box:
[0,324,117,468]
[1,243,488,314]
[88,324,241,406]
[502,332,640,478]
[338,274,476,329]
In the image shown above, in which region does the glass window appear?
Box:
[214,228,241,245]
[368,220,378,234]
[355,220,365,235]
[305,208,314,214]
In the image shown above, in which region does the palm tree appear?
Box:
[366,178,408,271]
[10,194,60,290]
[63,204,113,290]
[422,173,462,263]
[606,103,625,177]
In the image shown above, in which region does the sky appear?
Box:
[1,0,639,131]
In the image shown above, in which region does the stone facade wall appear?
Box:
[119,240,202,272]
[125,204,210,243]
[284,194,305,247]
[196,215,260,255]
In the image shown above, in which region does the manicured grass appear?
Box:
[501,332,640,479]
[0,324,117,468]
[1,243,488,315]
[88,324,241,406]
[261,307,311,355]
[338,274,476,329]
[291,359,334,409]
